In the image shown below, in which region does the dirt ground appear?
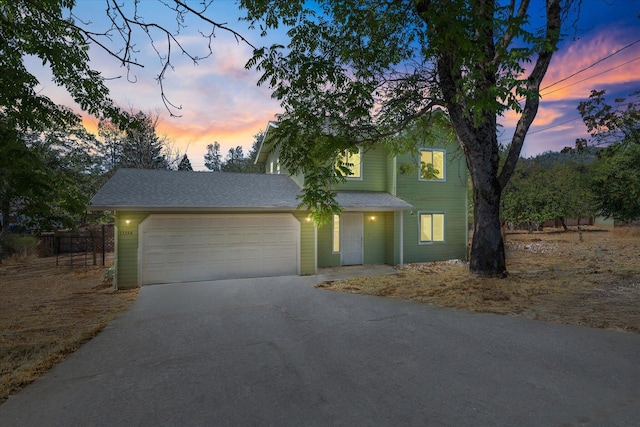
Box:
[0,256,137,403]
[318,227,640,333]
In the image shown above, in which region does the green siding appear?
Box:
[265,144,304,187]
[363,212,386,264]
[394,142,469,263]
[114,211,150,289]
[293,211,317,275]
[386,156,396,195]
[317,222,340,268]
[384,211,398,265]
[333,145,388,191]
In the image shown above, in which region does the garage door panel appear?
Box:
[139,214,299,285]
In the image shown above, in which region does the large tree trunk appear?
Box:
[460,116,508,277]
[469,160,507,277]
[1,199,10,236]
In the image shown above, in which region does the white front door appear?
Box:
[341,212,363,265]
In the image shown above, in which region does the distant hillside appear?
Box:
[526,146,601,168]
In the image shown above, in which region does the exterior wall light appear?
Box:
[369,216,376,221]
[125,219,131,225]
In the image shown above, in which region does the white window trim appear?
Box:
[339,148,363,181]
[418,148,446,182]
[418,211,446,245]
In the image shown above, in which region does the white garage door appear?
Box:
[139,214,300,285]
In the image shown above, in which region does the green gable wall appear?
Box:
[384,211,399,265]
[333,145,388,191]
[114,211,148,289]
[363,212,386,264]
[317,221,340,268]
[394,143,469,263]
[265,144,304,187]
[293,211,317,275]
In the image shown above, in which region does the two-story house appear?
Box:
[89,123,468,289]
[256,121,469,270]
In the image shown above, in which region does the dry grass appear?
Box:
[318,227,640,333]
[0,256,138,403]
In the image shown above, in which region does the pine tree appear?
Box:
[178,154,193,171]
[204,142,223,171]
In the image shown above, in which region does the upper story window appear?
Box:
[419,149,445,181]
[337,148,362,179]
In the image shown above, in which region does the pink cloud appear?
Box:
[540,28,640,102]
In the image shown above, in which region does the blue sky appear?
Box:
[31,0,640,169]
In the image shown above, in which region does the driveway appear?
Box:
[1,274,639,426]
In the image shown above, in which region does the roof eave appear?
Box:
[87,205,301,212]
[255,121,279,165]
[89,204,412,213]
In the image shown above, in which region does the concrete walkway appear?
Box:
[1,274,639,426]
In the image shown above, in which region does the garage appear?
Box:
[139,214,300,285]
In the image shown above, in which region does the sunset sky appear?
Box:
[32,0,640,170]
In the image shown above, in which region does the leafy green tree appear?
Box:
[204,142,223,171]
[239,131,267,173]
[501,158,596,231]
[590,144,640,222]
[119,111,169,169]
[578,90,640,148]
[178,154,193,171]
[0,111,100,235]
[97,111,181,171]
[242,0,573,277]
[577,90,640,222]
[502,161,554,231]
[97,118,126,172]
[553,162,596,226]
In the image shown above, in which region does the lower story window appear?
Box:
[420,212,445,243]
[332,214,340,253]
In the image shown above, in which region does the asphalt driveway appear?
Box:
[1,274,639,426]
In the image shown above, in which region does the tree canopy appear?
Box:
[501,155,596,231]
[577,90,640,222]
[204,131,265,173]
[241,0,577,277]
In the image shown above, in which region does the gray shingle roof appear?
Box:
[335,192,413,211]
[89,168,412,212]
[89,169,303,211]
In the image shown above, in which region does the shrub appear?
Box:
[0,235,39,260]
[103,266,115,286]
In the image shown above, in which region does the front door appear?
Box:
[341,212,363,265]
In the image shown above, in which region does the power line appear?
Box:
[540,38,640,92]
[526,117,583,136]
[540,55,640,97]
[499,94,639,143]
[497,40,640,143]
